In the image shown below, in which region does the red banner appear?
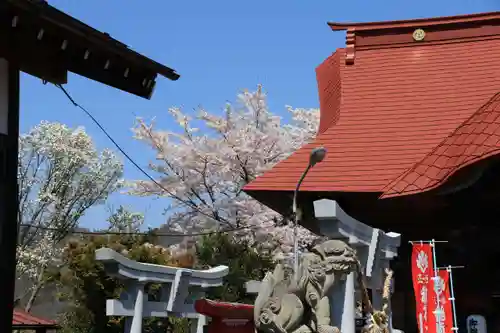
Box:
[430,269,453,333]
[411,244,435,333]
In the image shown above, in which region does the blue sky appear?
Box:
[20,0,499,230]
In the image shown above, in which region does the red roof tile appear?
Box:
[194,299,254,319]
[244,12,500,198]
[316,51,342,134]
[381,92,500,198]
[12,309,58,327]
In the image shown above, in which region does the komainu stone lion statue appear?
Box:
[254,240,358,333]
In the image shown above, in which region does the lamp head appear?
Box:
[309,147,327,167]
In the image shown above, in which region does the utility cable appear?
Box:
[19,223,256,237]
[54,83,241,231]
[51,83,282,240]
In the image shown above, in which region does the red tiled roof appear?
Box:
[12,309,58,328]
[194,298,254,319]
[316,51,342,134]
[244,12,500,198]
[381,92,500,198]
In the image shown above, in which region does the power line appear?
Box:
[20,223,257,237]
[52,83,285,240]
[54,83,245,233]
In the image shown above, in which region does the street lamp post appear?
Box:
[292,147,327,280]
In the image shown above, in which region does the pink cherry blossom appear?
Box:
[129,85,320,259]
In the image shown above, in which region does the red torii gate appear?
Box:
[194,299,254,333]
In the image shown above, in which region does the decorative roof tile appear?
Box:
[381,93,500,198]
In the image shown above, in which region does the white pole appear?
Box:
[292,165,311,282]
[431,239,441,333]
[292,147,327,281]
[447,265,459,332]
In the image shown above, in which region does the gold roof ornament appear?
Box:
[413,28,426,41]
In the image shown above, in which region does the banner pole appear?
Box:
[431,239,441,332]
[447,265,459,332]
[409,240,449,244]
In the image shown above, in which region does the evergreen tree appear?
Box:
[195,233,275,304]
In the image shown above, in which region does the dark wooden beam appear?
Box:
[0,60,19,333]
[1,0,179,99]
[0,36,68,84]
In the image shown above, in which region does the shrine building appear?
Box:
[243,11,500,333]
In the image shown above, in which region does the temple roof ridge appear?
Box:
[328,11,500,32]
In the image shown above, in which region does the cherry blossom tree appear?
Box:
[130,85,319,258]
[16,121,123,311]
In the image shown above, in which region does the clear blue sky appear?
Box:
[19,0,499,230]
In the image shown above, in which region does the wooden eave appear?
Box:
[0,0,179,99]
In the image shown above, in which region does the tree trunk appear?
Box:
[25,266,45,312]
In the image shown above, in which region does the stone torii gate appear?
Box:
[248,198,402,333]
[96,248,229,333]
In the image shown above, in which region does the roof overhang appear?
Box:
[328,11,500,32]
[1,0,179,99]
[12,324,60,330]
